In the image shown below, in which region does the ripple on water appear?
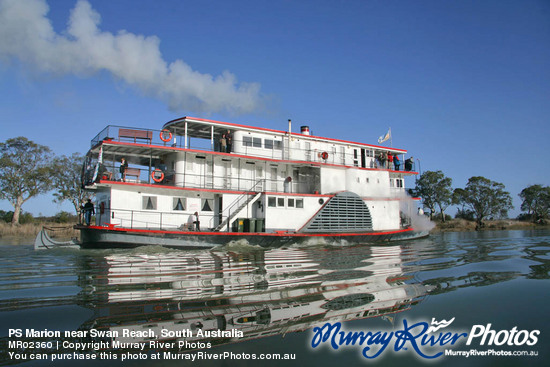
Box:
[0,230,549,365]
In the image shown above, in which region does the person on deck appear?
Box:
[226,130,232,153]
[394,155,400,171]
[405,156,414,171]
[120,158,128,182]
[377,152,386,168]
[193,212,200,231]
[82,199,95,226]
[220,134,227,153]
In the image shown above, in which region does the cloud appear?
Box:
[0,0,264,115]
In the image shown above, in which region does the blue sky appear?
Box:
[1,0,549,217]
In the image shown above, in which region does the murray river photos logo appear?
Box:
[310,318,540,359]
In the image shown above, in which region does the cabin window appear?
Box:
[253,137,262,148]
[173,197,186,211]
[201,199,213,211]
[142,196,157,210]
[296,199,304,208]
[274,140,282,150]
[268,197,276,207]
[243,136,252,147]
[288,198,295,207]
[277,197,285,207]
[265,139,274,149]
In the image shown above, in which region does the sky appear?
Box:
[0,0,549,218]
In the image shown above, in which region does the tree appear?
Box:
[52,153,90,219]
[0,137,53,225]
[453,176,513,230]
[519,185,550,223]
[412,170,453,222]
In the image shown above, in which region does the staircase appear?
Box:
[213,179,265,232]
[214,192,262,232]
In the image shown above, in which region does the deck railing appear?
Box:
[100,207,200,231]
[88,164,314,194]
[90,125,417,171]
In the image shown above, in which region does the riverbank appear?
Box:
[432,218,549,232]
[0,222,79,240]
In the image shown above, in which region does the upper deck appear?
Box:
[164,116,407,159]
[90,116,415,171]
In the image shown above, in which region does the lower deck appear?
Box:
[91,186,415,235]
[78,225,428,249]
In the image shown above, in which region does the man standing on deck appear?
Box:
[82,199,95,226]
[120,158,128,182]
[226,130,232,153]
[193,212,200,231]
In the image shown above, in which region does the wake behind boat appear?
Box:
[36,116,429,250]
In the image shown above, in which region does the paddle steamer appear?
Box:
[54,117,426,249]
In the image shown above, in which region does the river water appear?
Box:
[1,229,549,366]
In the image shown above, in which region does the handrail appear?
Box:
[209,179,265,230]
[101,206,198,231]
[89,125,416,169]
[88,165,293,194]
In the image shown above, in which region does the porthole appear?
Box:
[319,198,324,205]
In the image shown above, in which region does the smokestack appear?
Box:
[301,126,310,135]
[288,119,292,134]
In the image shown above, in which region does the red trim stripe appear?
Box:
[85,225,415,237]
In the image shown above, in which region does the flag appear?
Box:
[378,128,391,144]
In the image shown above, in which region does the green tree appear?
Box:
[412,170,453,222]
[453,176,513,230]
[519,184,550,223]
[52,153,90,219]
[0,137,53,225]
[54,211,78,223]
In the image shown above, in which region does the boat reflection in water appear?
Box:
[79,244,433,351]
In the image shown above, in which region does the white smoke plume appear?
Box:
[0,0,263,115]
[399,192,436,232]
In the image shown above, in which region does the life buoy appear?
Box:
[160,129,172,142]
[152,169,164,183]
[321,151,329,160]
